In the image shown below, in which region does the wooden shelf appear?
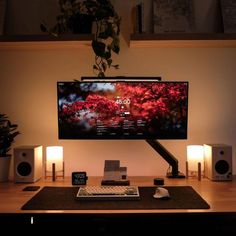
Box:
[1,33,236,50]
[130,33,236,48]
[0,34,93,50]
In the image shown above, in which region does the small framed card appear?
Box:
[153,0,195,33]
[220,0,236,33]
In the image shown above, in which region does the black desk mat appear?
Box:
[21,186,210,210]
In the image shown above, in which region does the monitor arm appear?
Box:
[146,139,185,178]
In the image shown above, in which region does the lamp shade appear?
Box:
[46,146,63,172]
[187,145,204,171]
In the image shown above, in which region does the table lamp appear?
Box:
[186,145,204,181]
[46,146,64,181]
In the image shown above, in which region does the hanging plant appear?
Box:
[41,0,121,77]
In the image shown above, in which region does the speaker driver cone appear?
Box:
[215,160,229,175]
[17,162,32,176]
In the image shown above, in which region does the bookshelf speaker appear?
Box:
[14,145,43,183]
[204,144,232,181]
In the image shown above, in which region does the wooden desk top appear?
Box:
[1,176,236,214]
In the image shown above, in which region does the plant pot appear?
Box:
[0,155,11,182]
[69,13,94,34]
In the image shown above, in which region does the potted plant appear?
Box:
[41,0,121,77]
[0,114,20,182]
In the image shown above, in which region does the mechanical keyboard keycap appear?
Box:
[76,185,140,200]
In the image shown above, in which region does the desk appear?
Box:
[0,176,236,232]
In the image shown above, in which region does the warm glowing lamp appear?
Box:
[46,146,64,181]
[186,145,204,180]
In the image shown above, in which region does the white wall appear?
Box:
[1,0,236,178]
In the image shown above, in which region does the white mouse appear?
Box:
[153,187,170,199]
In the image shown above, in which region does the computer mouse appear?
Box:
[153,187,170,199]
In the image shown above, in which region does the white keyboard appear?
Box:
[76,185,140,200]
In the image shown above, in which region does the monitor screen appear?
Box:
[57,81,188,139]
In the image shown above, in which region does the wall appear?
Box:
[1,0,236,178]
[5,0,59,35]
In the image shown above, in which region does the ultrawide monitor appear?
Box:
[57,81,188,139]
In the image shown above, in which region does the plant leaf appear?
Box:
[107,58,112,66]
[104,51,111,60]
[112,45,120,54]
[98,72,105,77]
[40,23,48,32]
[102,62,107,72]
[92,40,106,58]
[112,64,119,69]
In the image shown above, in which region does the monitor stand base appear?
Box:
[166,172,185,178]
